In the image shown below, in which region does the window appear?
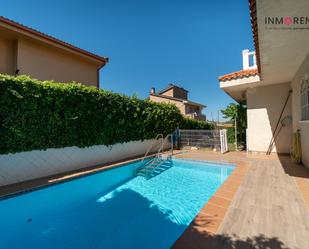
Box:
[301,75,309,121]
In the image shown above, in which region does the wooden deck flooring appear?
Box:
[173,151,309,249]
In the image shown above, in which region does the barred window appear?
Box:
[301,75,309,121]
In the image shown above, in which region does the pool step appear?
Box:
[136,157,172,179]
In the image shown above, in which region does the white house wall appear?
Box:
[247,83,292,153]
[0,139,170,187]
[291,53,309,167]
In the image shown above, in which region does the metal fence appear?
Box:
[178,129,228,153]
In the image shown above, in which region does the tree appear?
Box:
[221,103,247,149]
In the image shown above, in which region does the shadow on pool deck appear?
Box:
[278,155,309,179]
[172,151,309,249]
[172,224,288,249]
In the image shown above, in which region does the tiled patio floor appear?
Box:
[172,150,309,249]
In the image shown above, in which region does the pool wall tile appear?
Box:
[172,157,249,247]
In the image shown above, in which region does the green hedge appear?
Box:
[226,127,235,144]
[0,74,213,154]
[180,117,214,130]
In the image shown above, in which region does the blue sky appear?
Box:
[2,0,253,121]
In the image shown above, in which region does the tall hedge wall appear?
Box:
[180,117,213,130]
[0,75,213,154]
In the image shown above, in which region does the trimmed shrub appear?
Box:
[0,74,212,154]
[180,117,214,130]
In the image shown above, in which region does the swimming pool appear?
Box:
[0,158,234,249]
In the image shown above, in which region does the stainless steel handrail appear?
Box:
[157,134,173,157]
[137,133,174,177]
[141,134,163,162]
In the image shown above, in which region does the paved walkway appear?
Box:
[173,151,309,249]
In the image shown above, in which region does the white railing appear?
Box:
[242,49,257,70]
[220,129,228,154]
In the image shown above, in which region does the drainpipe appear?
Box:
[97,57,109,89]
[235,116,237,151]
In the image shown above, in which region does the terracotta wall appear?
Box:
[149,95,186,114]
[16,39,99,86]
[161,88,174,97]
[161,87,188,100]
[0,37,16,75]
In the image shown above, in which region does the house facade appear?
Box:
[219,0,309,167]
[0,16,107,87]
[149,84,206,121]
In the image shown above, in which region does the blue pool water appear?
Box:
[0,158,234,249]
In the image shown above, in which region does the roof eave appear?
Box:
[157,84,189,95]
[183,101,206,108]
[0,16,108,66]
[151,93,206,107]
[249,0,261,75]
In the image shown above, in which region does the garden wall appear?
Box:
[0,138,169,186]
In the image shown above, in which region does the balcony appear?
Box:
[218,49,260,102]
[185,113,206,121]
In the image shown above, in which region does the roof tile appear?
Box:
[218,69,258,81]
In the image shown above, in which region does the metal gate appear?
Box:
[178,129,228,153]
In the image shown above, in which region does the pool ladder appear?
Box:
[136,134,173,179]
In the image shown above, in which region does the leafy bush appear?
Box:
[226,127,235,144]
[221,103,246,146]
[0,74,212,154]
[180,117,214,130]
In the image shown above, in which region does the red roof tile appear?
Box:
[218,69,258,81]
[249,0,260,74]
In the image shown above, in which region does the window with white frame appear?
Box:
[301,75,309,121]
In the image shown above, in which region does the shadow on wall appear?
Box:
[172,220,288,249]
[247,83,292,154]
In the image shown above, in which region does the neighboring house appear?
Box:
[149,84,206,121]
[216,122,234,129]
[219,0,309,166]
[0,16,108,87]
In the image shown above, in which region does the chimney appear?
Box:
[242,49,257,70]
[150,87,155,94]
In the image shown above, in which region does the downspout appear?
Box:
[266,89,292,155]
[97,57,109,89]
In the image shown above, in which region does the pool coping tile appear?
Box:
[172,156,249,249]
